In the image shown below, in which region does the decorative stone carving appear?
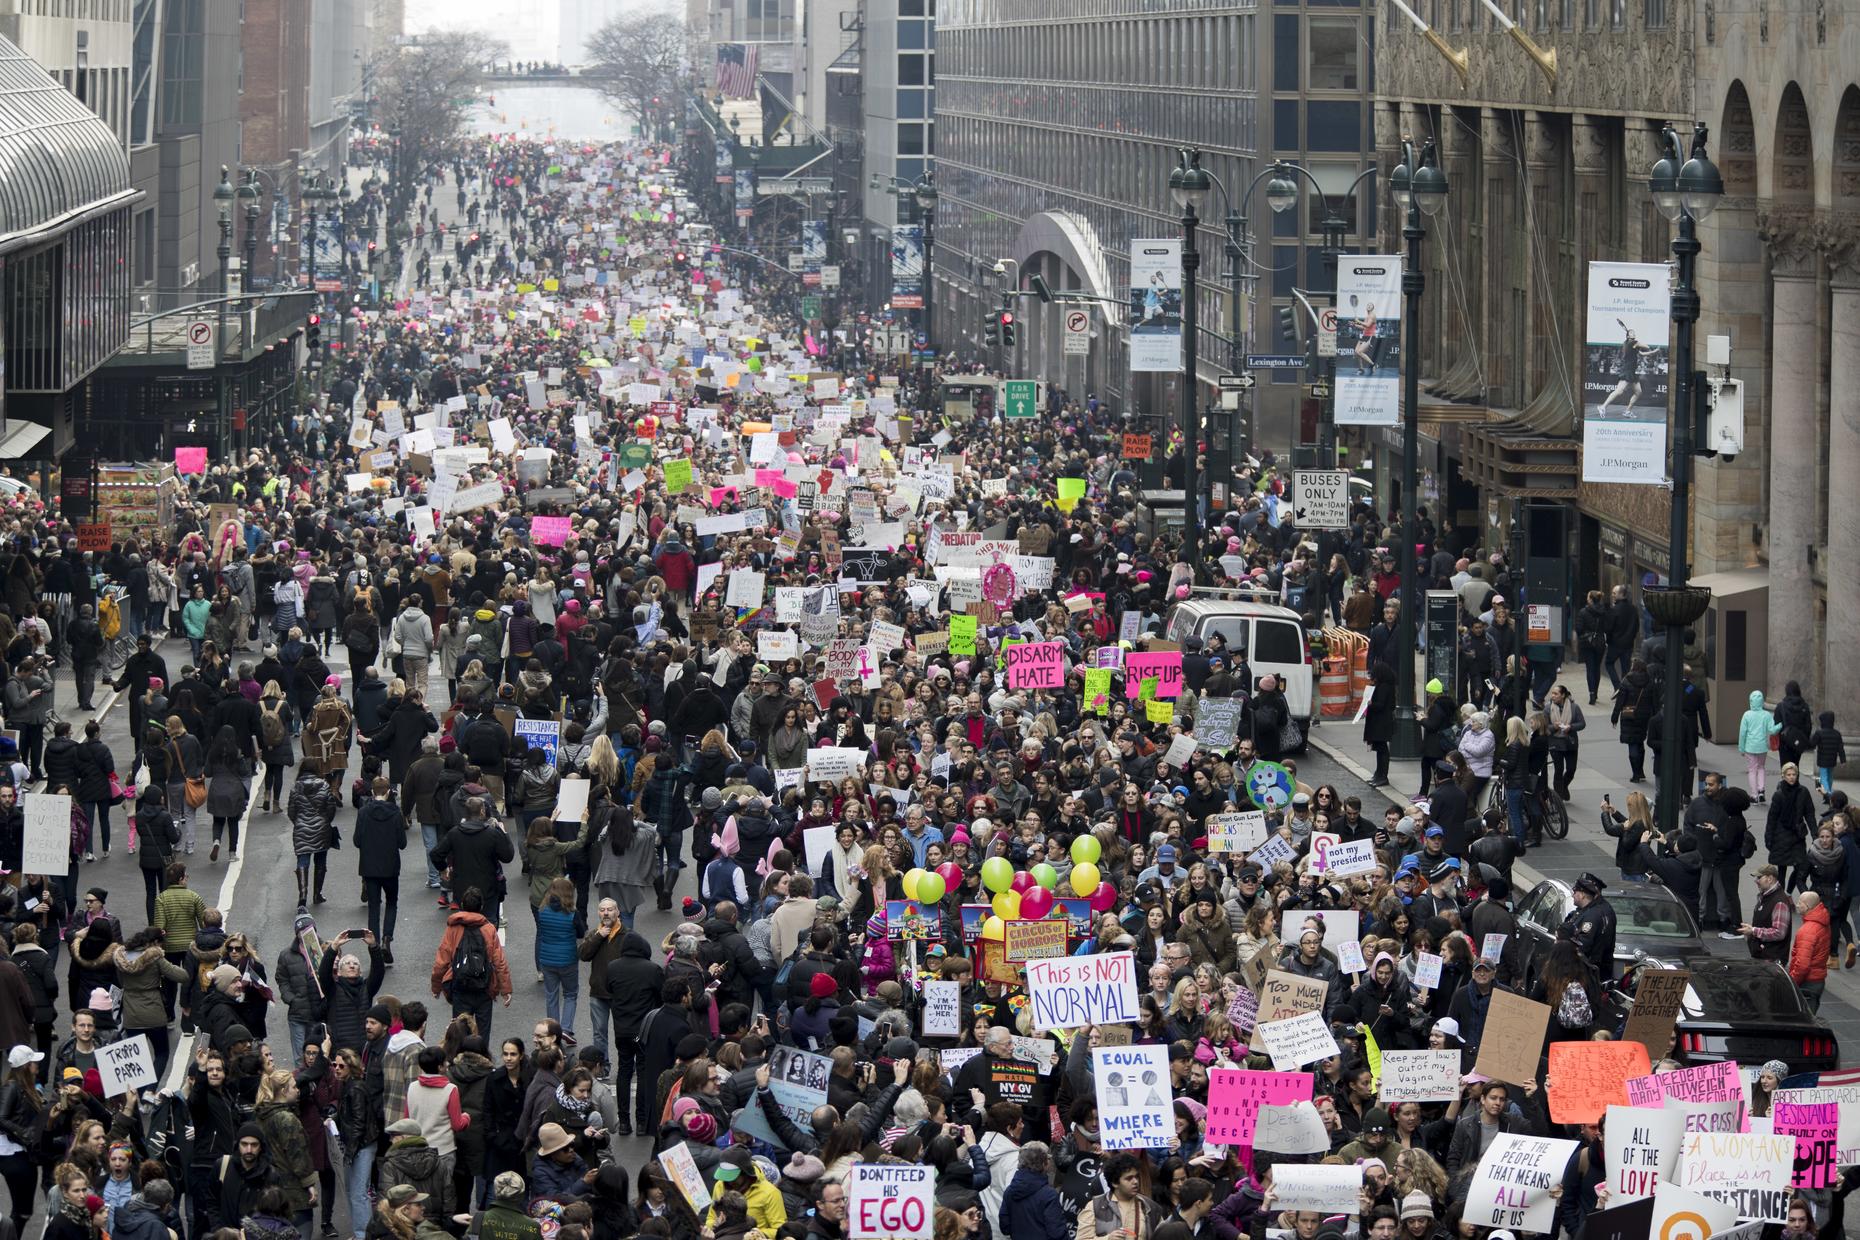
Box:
[1705,0,1714,43]
[1572,116,1611,174]
[1759,0,1768,40]
[1759,207,1833,279]
[1826,216,1860,287]
[1525,112,1560,167]
[1483,108,1515,161]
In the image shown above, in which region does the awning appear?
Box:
[0,34,137,256]
[0,420,51,459]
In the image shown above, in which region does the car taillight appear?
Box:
[1803,1036,1836,1058]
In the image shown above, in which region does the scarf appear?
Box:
[553,1083,594,1123]
[1807,836,1845,869]
[1547,698,1575,730]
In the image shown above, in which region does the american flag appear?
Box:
[717,43,759,98]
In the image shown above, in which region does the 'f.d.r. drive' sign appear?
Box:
[1025,951,1140,1031]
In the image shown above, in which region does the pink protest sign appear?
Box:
[531,516,573,546]
[1774,1100,1839,1188]
[175,446,208,475]
[1625,1061,1746,1128]
[708,485,739,508]
[772,478,798,498]
[1204,1068,1312,1144]
[754,468,784,488]
[1124,652,1184,698]
[1005,641,1066,690]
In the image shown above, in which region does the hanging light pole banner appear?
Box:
[1581,260,1672,484]
[1128,239,1183,372]
[891,225,926,309]
[1333,256,1402,426]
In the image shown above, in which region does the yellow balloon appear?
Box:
[992,891,1022,921]
[1071,861,1101,898]
[902,869,925,901]
[981,915,1006,941]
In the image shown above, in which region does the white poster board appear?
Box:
[96,1034,157,1096]
[848,1163,934,1240]
[1023,952,1140,1032]
[20,792,71,875]
[1466,1134,1582,1234]
[1092,1044,1174,1149]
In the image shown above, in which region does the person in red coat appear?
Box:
[1788,890,1831,1012]
[654,536,697,605]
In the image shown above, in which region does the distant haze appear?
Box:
[405,0,646,66]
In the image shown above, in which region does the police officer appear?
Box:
[1562,872,1618,978]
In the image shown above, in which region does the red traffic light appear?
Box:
[308,313,321,325]
[1000,312,1014,324]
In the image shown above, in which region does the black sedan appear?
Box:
[1512,878,1703,982]
[1618,955,1841,1075]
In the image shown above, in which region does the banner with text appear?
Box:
[1128,239,1183,372]
[1334,255,1402,427]
[1582,261,1672,484]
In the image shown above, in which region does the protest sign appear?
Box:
[1276,910,1359,951]
[1776,1084,1860,1166]
[1604,1103,1682,1201]
[1672,1130,1795,1222]
[1162,734,1197,768]
[1249,835,1297,870]
[922,980,963,1038]
[1626,1060,1746,1131]
[726,569,766,608]
[1257,1011,1340,1071]
[1578,1199,1655,1240]
[849,1164,934,1240]
[1203,1069,1312,1144]
[1547,1041,1651,1124]
[1024,952,1139,1031]
[531,515,572,545]
[949,613,977,655]
[1378,1050,1463,1104]
[552,780,591,823]
[1651,1183,1738,1240]
[1412,952,1443,990]
[940,1047,982,1076]
[1123,652,1183,698]
[1005,641,1066,689]
[1334,939,1365,975]
[1472,991,1552,1087]
[96,1035,157,1096]
[1252,1101,1331,1155]
[20,792,70,876]
[1772,1100,1839,1189]
[1322,838,1379,877]
[1669,1099,1745,1134]
[736,1043,831,1148]
[1093,1044,1174,1149]
[512,718,559,765]
[1004,919,1070,962]
[1466,1134,1582,1234]
[657,1142,714,1213]
[805,747,867,782]
[1269,1164,1362,1215]
[1621,968,1690,1059]
[1198,699,1244,750]
[1226,987,1258,1035]
[1249,970,1331,1052]
[1205,811,1267,854]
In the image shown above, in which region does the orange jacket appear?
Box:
[430,911,512,998]
[1789,902,1830,986]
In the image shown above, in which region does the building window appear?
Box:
[898,52,926,84]
[1610,0,1624,28]
[1645,0,1665,26]
[1307,17,1358,90]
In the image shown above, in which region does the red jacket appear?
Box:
[1789,902,1831,985]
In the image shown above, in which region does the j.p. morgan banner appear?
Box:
[1582,262,1672,484]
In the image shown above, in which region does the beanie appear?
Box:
[1400,1192,1435,1222]
[809,972,839,999]
[366,1004,393,1026]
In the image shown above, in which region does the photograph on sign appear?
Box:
[1582,261,1672,485]
[1333,256,1402,426]
[1128,240,1183,372]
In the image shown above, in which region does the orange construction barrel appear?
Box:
[1320,657,1353,718]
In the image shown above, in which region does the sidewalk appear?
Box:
[1304,676,1860,1059]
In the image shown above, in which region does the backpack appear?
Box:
[260,705,287,749]
[1557,981,1593,1029]
[449,922,492,993]
[771,939,810,1004]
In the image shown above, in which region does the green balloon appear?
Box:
[916,873,947,905]
[1070,835,1102,865]
[981,856,1015,894]
[1031,862,1059,891]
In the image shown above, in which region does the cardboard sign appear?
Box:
[1671,1130,1796,1223]
[1472,991,1552,1087]
[1203,1068,1312,1145]
[1023,952,1139,1032]
[96,1034,157,1096]
[1621,968,1690,1059]
[657,1141,713,1212]
[1005,640,1066,689]
[1249,970,1330,1052]
[1546,1041,1651,1124]
[1206,811,1267,853]
[1604,1103,1682,1201]
[1257,1011,1340,1072]
[1004,918,1069,963]
[1467,1134,1583,1234]
[1253,1101,1331,1155]
[1270,1164,1362,1215]
[848,1164,934,1240]
[1379,1049,1463,1103]
[1092,1044,1174,1149]
[922,979,963,1038]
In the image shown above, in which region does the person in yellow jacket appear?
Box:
[706,1146,786,1235]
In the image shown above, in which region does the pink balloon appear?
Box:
[1019,887,1055,920]
[1088,883,1119,912]
[936,861,963,890]
[1010,872,1038,894]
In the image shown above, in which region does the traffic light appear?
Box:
[366,240,377,268]
[673,250,688,272]
[1000,311,1016,348]
[306,313,322,353]
[983,313,999,346]
[1277,305,1299,347]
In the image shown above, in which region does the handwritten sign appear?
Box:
[1621,968,1690,1060]
[1092,1044,1174,1149]
[1124,652,1183,698]
[1253,1101,1331,1155]
[96,1034,156,1096]
[20,792,71,876]
[1206,811,1267,854]
[1626,1060,1746,1132]
[1776,1084,1860,1166]
[657,1141,713,1212]
[1772,1100,1839,1189]
[1005,641,1066,689]
[1472,990,1552,1087]
[1467,1134,1582,1233]
[1203,1068,1312,1145]
[1671,1130,1796,1223]
[1322,838,1380,877]
[530,515,573,546]
[1270,1164,1362,1215]
[849,1164,934,1240]
[1257,1011,1340,1072]
[1546,1041,1651,1124]
[1412,952,1443,990]
[1249,969,1330,1052]
[1604,1103,1682,1202]
[1023,952,1139,1032]
[1379,1049,1463,1103]
[922,980,962,1038]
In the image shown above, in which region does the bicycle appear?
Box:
[1483,770,1570,840]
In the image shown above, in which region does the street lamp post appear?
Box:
[1647,122,1723,833]
[239,171,261,302]
[1387,137,1449,761]
[1171,149,1213,577]
[214,166,236,449]
[914,176,938,358]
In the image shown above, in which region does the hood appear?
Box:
[619,931,652,960]
[703,916,737,940]
[1750,691,1766,710]
[114,944,164,974]
[193,927,229,955]
[1004,1169,1050,1203]
[448,1051,495,1085]
[387,1029,424,1054]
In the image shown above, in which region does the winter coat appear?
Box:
[254,1100,317,1214]
[11,941,56,1024]
[369,700,438,782]
[1767,781,1816,869]
[1000,1168,1072,1240]
[288,772,340,855]
[1790,902,1832,986]
[205,754,253,819]
[432,819,515,907]
[320,946,387,1055]
[274,939,323,1027]
[353,797,408,879]
[391,607,436,661]
[1738,692,1782,755]
[113,943,189,1031]
[602,932,663,1038]
[525,821,591,908]
[535,899,585,970]
[378,1134,446,1205]
[1613,670,1653,743]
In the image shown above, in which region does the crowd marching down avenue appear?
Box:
[0,119,1854,1240]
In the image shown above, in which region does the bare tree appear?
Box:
[586,11,687,141]
[371,28,506,254]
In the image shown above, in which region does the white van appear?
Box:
[1164,590,1315,744]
